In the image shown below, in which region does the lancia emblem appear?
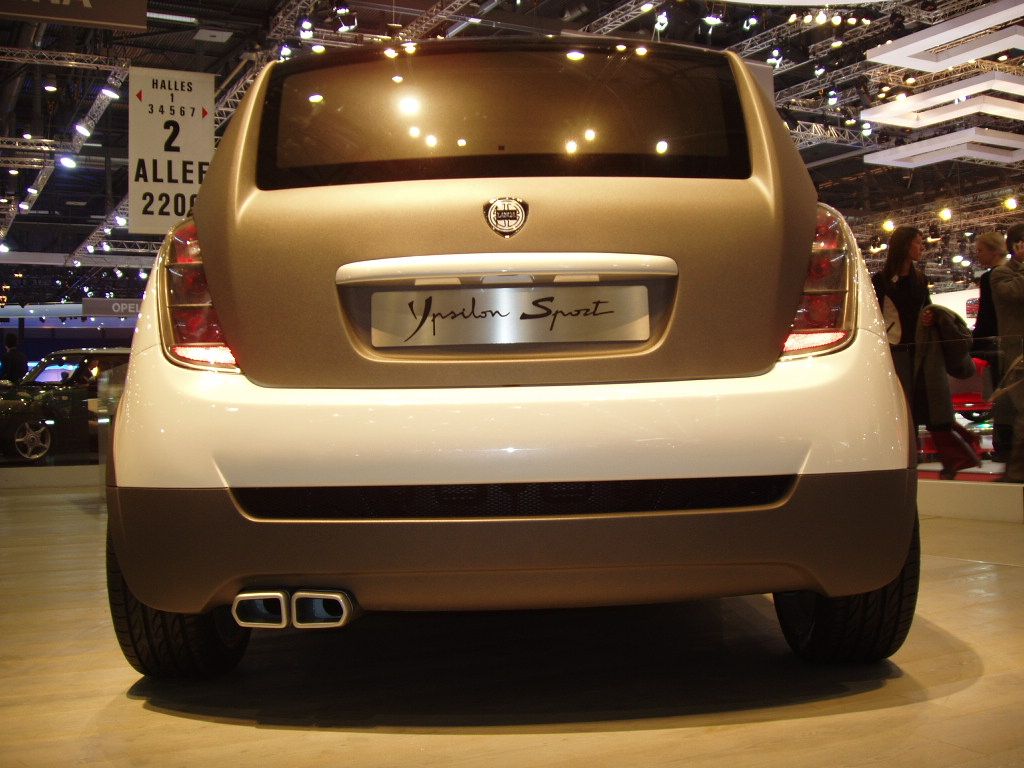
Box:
[484,197,528,237]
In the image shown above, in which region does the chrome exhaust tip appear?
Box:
[291,590,357,629]
[231,590,289,628]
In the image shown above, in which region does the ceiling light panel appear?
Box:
[865,0,1024,72]
[859,72,1024,129]
[864,127,1024,168]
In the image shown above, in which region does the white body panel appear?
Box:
[114,258,909,489]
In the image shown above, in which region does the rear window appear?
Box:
[257,39,750,189]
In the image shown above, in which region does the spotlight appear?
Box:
[43,74,57,92]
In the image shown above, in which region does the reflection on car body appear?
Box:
[0,348,130,462]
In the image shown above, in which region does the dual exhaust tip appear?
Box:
[231,590,358,629]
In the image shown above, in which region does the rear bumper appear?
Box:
[112,327,911,489]
[108,468,916,614]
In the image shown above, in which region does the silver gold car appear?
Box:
[107,37,918,678]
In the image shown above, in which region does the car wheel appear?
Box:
[106,531,250,678]
[11,419,52,462]
[773,515,919,663]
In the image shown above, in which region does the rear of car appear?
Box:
[106,38,918,678]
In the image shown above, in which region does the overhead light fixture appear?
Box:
[702,13,723,26]
[75,124,91,137]
[59,156,76,168]
[146,11,199,24]
[115,215,127,226]
[101,87,119,99]
[815,10,827,25]
[312,44,326,53]
[27,186,38,195]
[1005,197,1019,210]
[939,207,953,221]
[43,74,57,92]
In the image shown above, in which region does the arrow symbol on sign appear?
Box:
[202,107,209,119]
[136,90,143,101]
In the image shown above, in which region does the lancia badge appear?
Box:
[484,197,528,238]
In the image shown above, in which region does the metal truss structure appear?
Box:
[581,0,658,36]
[790,121,882,150]
[847,184,1022,244]
[400,0,478,39]
[0,46,127,245]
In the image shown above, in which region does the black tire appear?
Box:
[106,532,250,678]
[10,419,52,462]
[774,516,919,663]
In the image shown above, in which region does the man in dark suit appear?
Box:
[973,231,1009,460]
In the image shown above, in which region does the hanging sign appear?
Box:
[128,67,215,236]
[0,0,147,31]
[82,298,142,317]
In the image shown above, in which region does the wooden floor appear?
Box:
[2,485,1023,768]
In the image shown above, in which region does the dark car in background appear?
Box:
[0,347,130,462]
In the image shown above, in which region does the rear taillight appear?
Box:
[782,204,856,357]
[159,219,239,371]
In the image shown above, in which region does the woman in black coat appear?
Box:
[871,226,980,479]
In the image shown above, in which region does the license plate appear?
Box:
[371,285,650,347]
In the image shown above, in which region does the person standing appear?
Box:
[991,223,1024,481]
[1,333,28,384]
[871,225,980,479]
[973,231,1010,460]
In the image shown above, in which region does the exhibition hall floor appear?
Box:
[2,484,1023,768]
